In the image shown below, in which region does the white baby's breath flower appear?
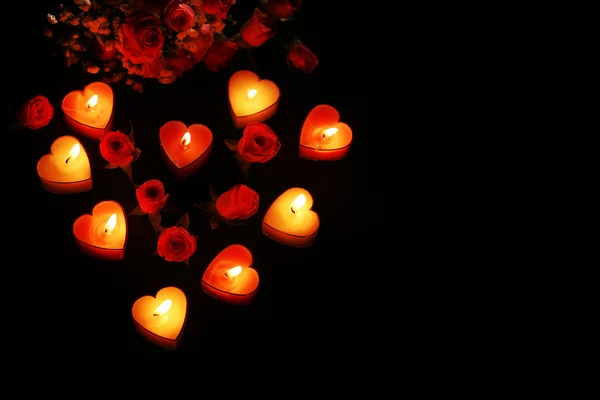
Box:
[187,28,199,38]
[44,28,53,38]
[47,14,57,24]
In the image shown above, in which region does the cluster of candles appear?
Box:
[36,70,352,350]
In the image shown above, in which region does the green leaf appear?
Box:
[128,120,135,146]
[148,211,162,229]
[224,219,247,227]
[156,225,166,233]
[210,214,221,230]
[240,161,250,178]
[120,163,133,179]
[176,212,190,230]
[209,185,219,202]
[184,258,190,269]
[224,139,239,152]
[103,163,119,169]
[128,205,147,216]
[191,202,216,213]
[131,148,141,162]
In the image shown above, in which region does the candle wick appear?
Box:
[104,228,108,233]
[291,207,296,214]
[65,157,71,164]
[153,313,159,316]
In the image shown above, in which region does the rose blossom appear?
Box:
[288,43,318,73]
[18,95,54,130]
[203,41,237,72]
[136,179,169,214]
[240,9,276,47]
[267,0,302,20]
[201,0,235,15]
[237,122,281,163]
[99,130,137,166]
[216,184,259,220]
[120,13,164,64]
[164,0,196,32]
[157,226,197,262]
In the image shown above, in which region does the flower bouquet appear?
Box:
[44,0,317,92]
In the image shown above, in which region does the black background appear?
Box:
[8,1,368,365]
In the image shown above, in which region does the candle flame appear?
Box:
[152,299,172,316]
[65,143,80,164]
[247,89,257,99]
[86,94,99,109]
[181,131,191,146]
[224,266,242,279]
[290,194,306,214]
[321,127,338,139]
[104,213,117,234]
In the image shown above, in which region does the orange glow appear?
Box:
[65,143,80,164]
[224,266,242,279]
[228,70,280,128]
[262,188,319,248]
[86,94,98,109]
[104,213,117,234]
[290,194,306,214]
[321,127,338,139]
[181,131,191,147]
[247,89,257,99]
[153,299,172,316]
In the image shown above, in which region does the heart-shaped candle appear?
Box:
[202,244,259,306]
[62,81,114,140]
[73,200,127,260]
[132,286,187,350]
[299,104,352,161]
[159,121,213,179]
[37,135,92,194]
[262,187,319,248]
[228,70,279,128]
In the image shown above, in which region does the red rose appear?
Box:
[136,179,169,214]
[216,184,259,220]
[203,41,237,72]
[164,0,195,32]
[120,13,164,64]
[237,122,281,163]
[157,226,197,262]
[240,9,276,47]
[201,0,235,15]
[267,0,302,20]
[99,130,137,166]
[289,43,318,73]
[18,95,54,130]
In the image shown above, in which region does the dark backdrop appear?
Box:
[8,1,367,365]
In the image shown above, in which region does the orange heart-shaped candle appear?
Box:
[228,70,279,128]
[299,104,352,161]
[132,286,187,350]
[73,200,127,260]
[37,135,92,194]
[262,187,319,248]
[202,245,259,306]
[159,121,213,179]
[62,81,114,140]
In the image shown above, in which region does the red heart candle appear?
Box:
[201,245,259,306]
[73,200,127,260]
[132,286,187,350]
[159,121,213,179]
[228,70,279,129]
[37,135,92,194]
[62,82,114,140]
[262,188,319,248]
[299,104,352,161]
